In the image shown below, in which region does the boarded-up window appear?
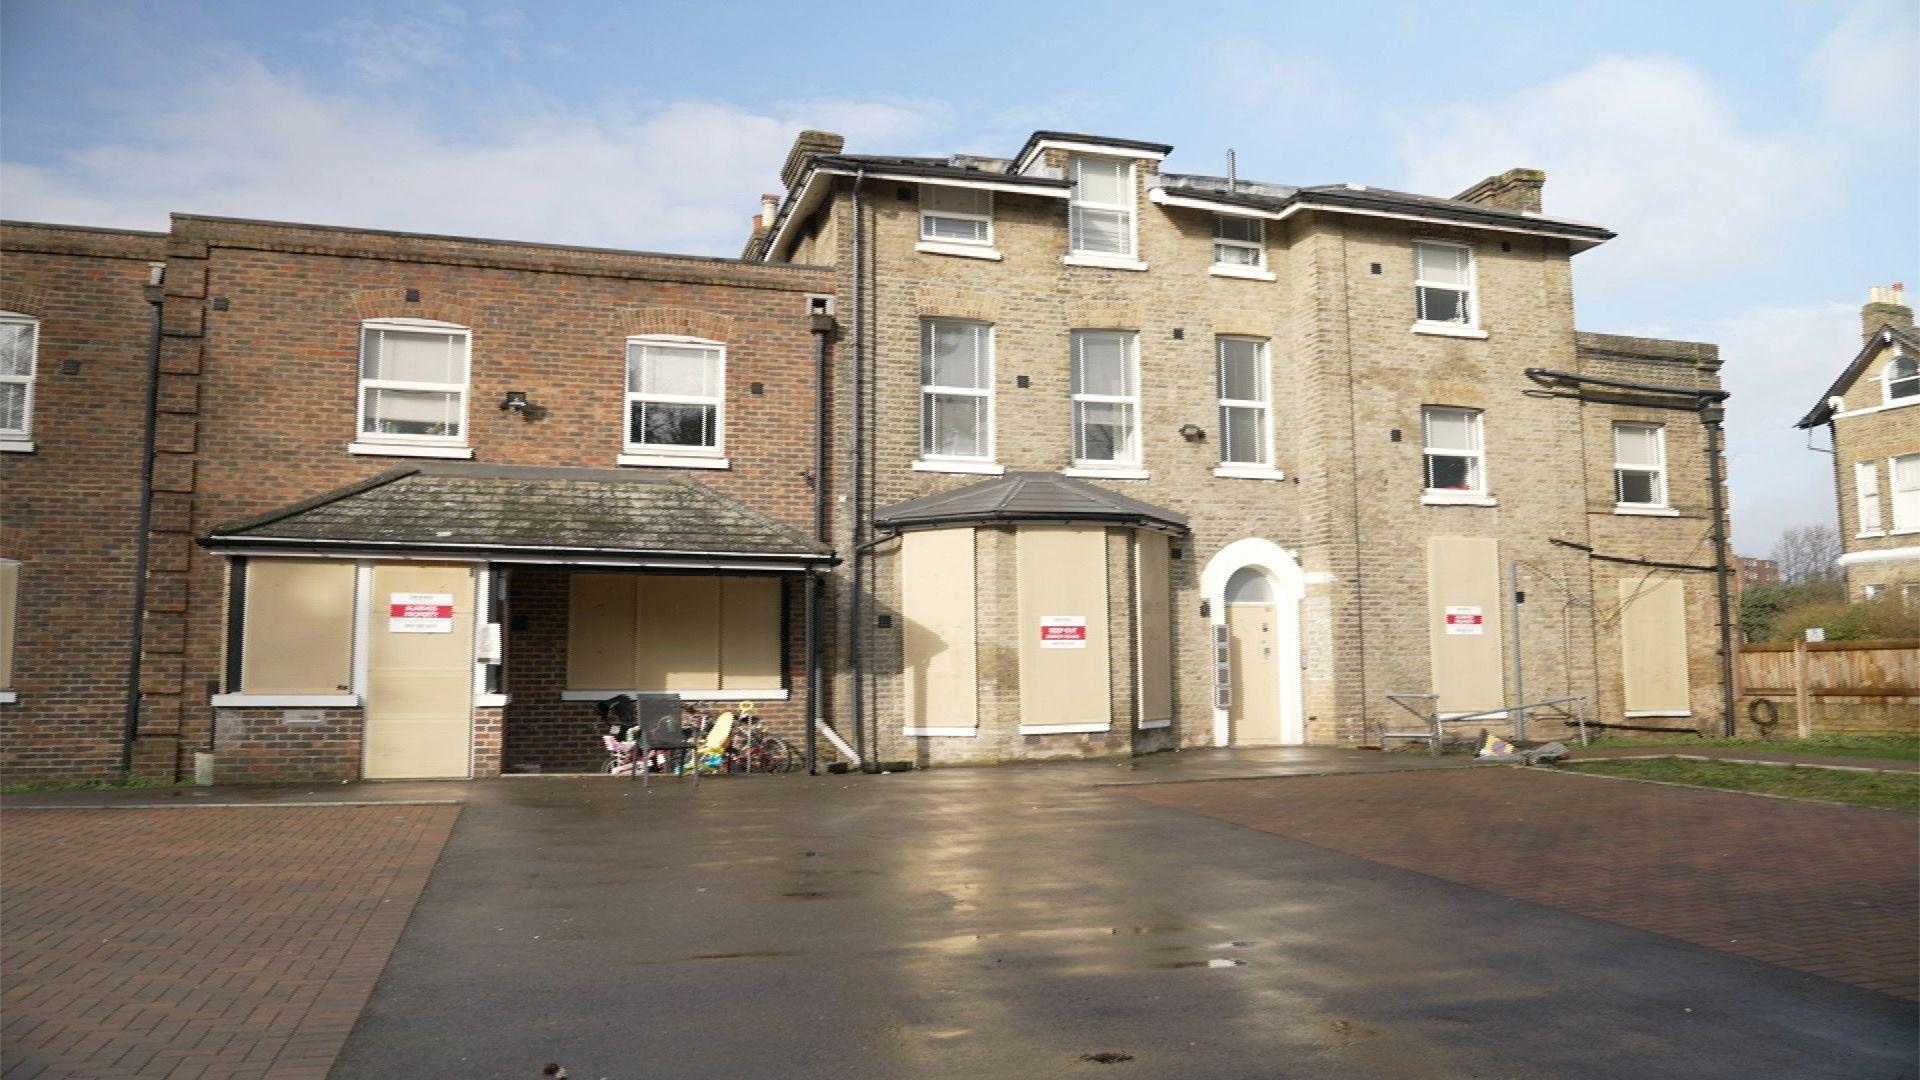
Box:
[900,529,978,731]
[0,560,17,690]
[1135,534,1172,725]
[1426,537,1504,714]
[241,559,356,694]
[566,574,781,692]
[1018,526,1111,730]
[1620,578,1690,714]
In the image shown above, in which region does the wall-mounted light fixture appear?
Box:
[500,391,530,413]
[1178,423,1205,442]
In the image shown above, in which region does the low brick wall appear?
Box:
[211,707,362,783]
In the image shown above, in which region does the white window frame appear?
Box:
[1067,154,1138,261]
[1612,422,1669,509]
[1891,453,1920,534]
[1212,215,1265,270]
[918,318,995,466]
[1856,460,1883,536]
[1215,336,1272,469]
[1885,351,1919,404]
[622,334,727,462]
[1421,405,1489,502]
[0,311,39,448]
[919,186,993,248]
[354,318,471,449]
[1412,240,1479,332]
[1070,330,1142,469]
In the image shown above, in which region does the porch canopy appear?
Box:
[873,471,1189,535]
[202,462,836,570]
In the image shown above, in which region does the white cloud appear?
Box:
[1696,302,1856,556]
[1805,0,1920,151]
[1398,56,1832,294]
[0,55,938,256]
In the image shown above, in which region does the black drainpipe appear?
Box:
[806,311,834,775]
[848,167,869,768]
[120,273,165,775]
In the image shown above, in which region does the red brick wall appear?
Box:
[0,224,166,782]
[140,217,832,780]
[210,706,360,783]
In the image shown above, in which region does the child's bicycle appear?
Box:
[721,702,803,774]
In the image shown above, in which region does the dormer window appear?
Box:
[1068,154,1135,259]
[1887,353,1918,402]
[920,187,992,246]
[1213,216,1264,269]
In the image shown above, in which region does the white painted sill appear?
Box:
[1138,717,1172,730]
[913,459,1005,476]
[348,441,473,460]
[210,693,359,708]
[1064,465,1149,480]
[1209,265,1276,282]
[902,727,977,737]
[1626,711,1693,719]
[1421,491,1498,507]
[0,440,35,454]
[560,689,790,702]
[1411,322,1489,340]
[1856,530,1886,539]
[474,693,511,708]
[0,691,15,704]
[1892,527,1920,536]
[617,452,730,470]
[916,241,1003,261]
[1019,723,1111,735]
[1613,504,1681,517]
[1062,253,1149,271]
[1213,466,1286,480]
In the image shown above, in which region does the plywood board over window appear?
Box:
[565,573,782,694]
[1619,578,1690,714]
[1426,536,1505,715]
[1018,526,1111,731]
[0,559,17,690]
[241,559,356,694]
[1135,534,1172,726]
[900,528,978,732]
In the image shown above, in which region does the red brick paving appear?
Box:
[2,804,459,1079]
[1124,768,1919,1001]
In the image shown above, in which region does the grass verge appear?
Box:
[1561,758,1919,812]
[1582,735,1918,760]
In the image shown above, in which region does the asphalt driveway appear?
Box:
[328,753,1914,1080]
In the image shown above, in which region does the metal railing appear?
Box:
[1377,694,1589,756]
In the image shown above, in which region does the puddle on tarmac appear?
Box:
[781,890,838,900]
[1151,957,1248,970]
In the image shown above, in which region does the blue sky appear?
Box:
[4,0,1915,556]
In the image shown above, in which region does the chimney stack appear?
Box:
[1862,283,1913,343]
[780,130,846,192]
[1454,168,1546,214]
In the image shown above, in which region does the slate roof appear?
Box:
[205,463,834,565]
[1155,173,1616,246]
[872,472,1188,533]
[1796,324,1920,428]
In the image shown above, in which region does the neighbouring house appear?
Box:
[2,216,837,783]
[1796,285,1920,609]
[749,129,1734,764]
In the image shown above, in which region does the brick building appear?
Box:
[1736,556,1781,588]
[3,215,836,783]
[1797,285,1920,607]
[751,129,1733,765]
[1,223,167,781]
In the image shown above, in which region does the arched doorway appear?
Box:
[1201,539,1304,747]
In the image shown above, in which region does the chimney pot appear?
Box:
[1862,282,1914,342]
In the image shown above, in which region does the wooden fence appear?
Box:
[1736,638,1919,737]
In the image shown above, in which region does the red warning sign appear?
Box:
[1443,605,1484,635]
[389,593,455,633]
[1039,616,1088,648]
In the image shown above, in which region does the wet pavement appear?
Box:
[298,750,1915,1079]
